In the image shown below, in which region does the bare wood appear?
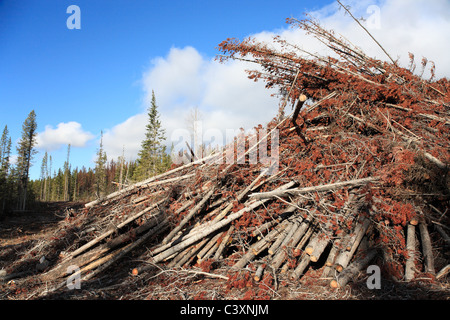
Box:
[214,225,234,260]
[310,236,330,263]
[254,262,266,282]
[252,220,290,256]
[268,222,295,255]
[325,242,340,267]
[84,151,222,208]
[335,218,370,272]
[292,94,307,125]
[234,221,290,269]
[173,238,209,268]
[251,204,298,237]
[197,231,222,261]
[43,220,169,294]
[270,221,301,269]
[409,214,420,226]
[436,264,450,280]
[148,198,273,266]
[330,249,377,288]
[67,199,165,260]
[85,219,169,280]
[249,177,378,200]
[291,254,311,280]
[211,173,292,224]
[293,223,316,256]
[419,222,435,274]
[405,224,417,281]
[162,187,215,244]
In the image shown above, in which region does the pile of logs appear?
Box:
[16,10,450,296]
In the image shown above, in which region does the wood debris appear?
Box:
[1,13,449,299]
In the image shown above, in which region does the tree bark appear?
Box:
[249,177,378,200]
[162,187,215,244]
[419,222,435,275]
[405,224,417,281]
[66,199,165,260]
[330,249,377,288]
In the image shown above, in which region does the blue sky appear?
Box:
[1,0,449,180]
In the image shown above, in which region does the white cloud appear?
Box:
[103,46,279,160]
[36,121,94,151]
[102,113,147,161]
[294,0,450,78]
[102,0,450,160]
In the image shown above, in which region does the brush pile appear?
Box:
[2,14,449,299]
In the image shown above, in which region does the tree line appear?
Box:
[0,91,171,215]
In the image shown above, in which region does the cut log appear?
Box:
[84,151,222,208]
[291,254,311,280]
[249,177,378,200]
[310,236,331,263]
[270,220,301,269]
[334,218,370,272]
[330,249,377,288]
[162,187,215,244]
[66,199,165,260]
[268,221,296,255]
[436,264,450,280]
[197,231,223,262]
[251,204,297,237]
[419,222,435,275]
[214,225,235,260]
[405,224,417,282]
[252,220,290,256]
[254,262,266,282]
[292,94,307,125]
[293,223,316,256]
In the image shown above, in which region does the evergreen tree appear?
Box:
[39,151,48,201]
[94,131,107,198]
[0,126,12,214]
[134,90,168,181]
[16,110,38,210]
[63,144,71,201]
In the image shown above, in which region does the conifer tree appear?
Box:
[16,110,37,210]
[40,151,48,201]
[94,131,107,198]
[0,126,12,214]
[134,90,168,181]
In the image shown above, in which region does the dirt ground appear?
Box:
[0,202,449,300]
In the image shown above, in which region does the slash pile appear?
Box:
[2,14,449,299]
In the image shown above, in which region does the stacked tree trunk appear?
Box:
[19,13,449,297]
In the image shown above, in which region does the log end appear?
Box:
[330,279,339,288]
[132,268,139,276]
[305,247,314,255]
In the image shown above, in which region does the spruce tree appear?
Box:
[94,131,107,198]
[39,151,48,201]
[134,90,168,181]
[16,110,38,210]
[0,126,12,214]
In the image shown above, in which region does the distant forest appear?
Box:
[0,91,171,214]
